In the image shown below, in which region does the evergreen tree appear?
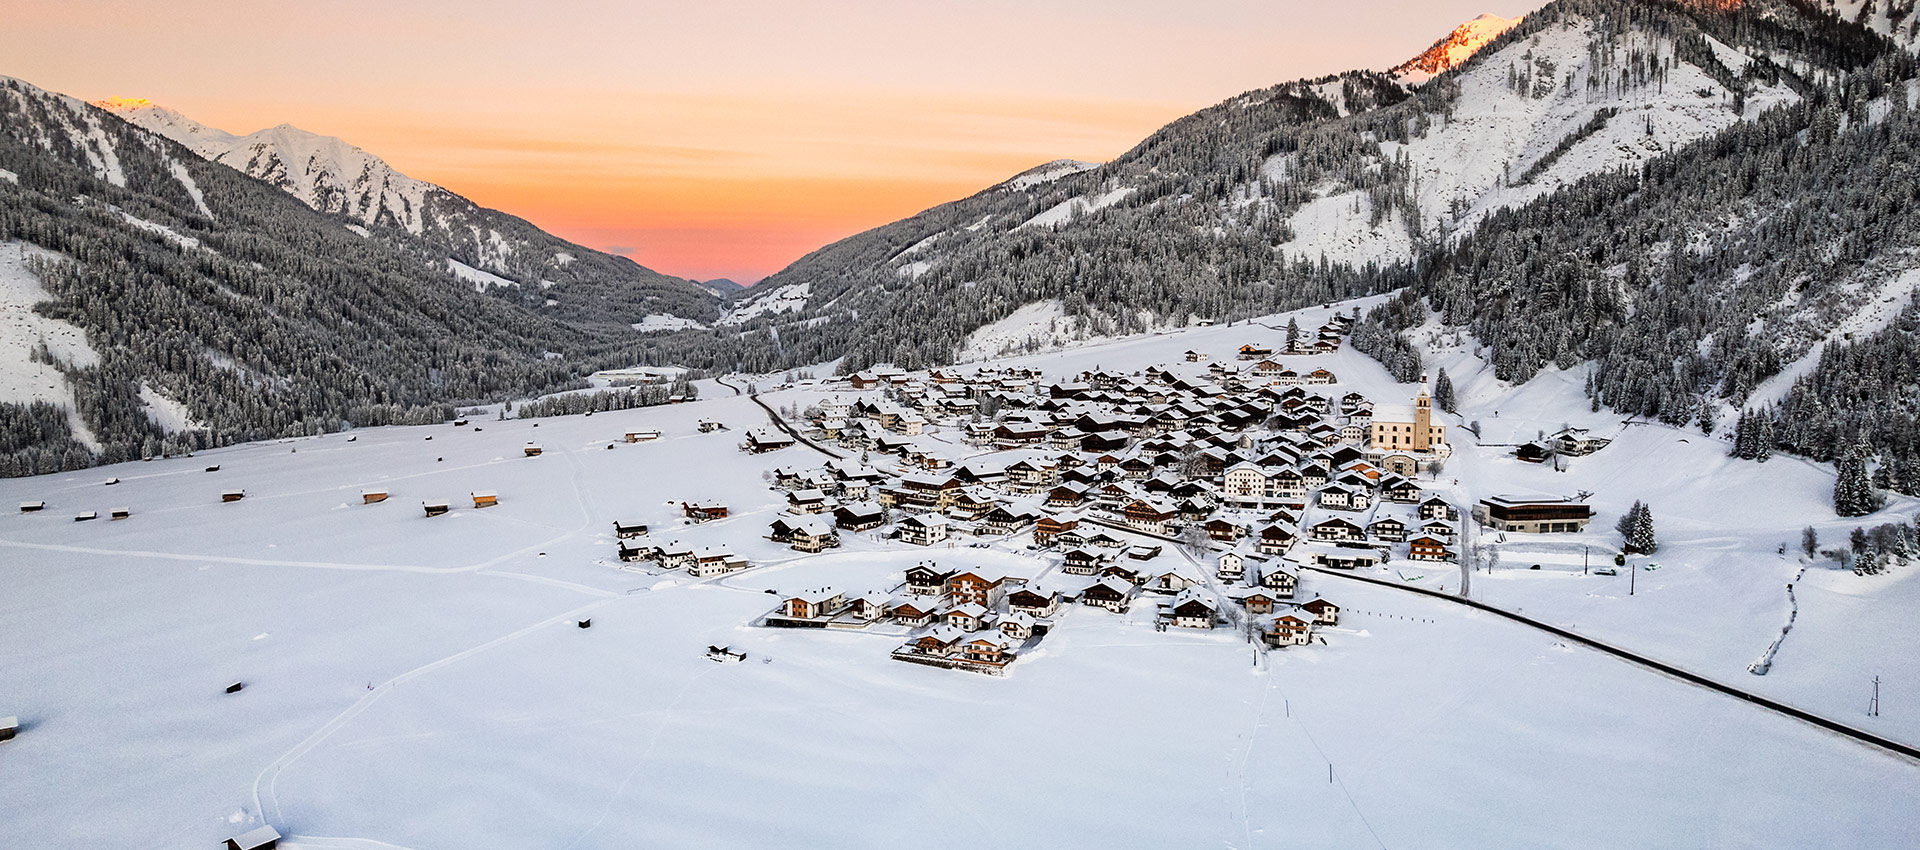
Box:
[1616,500,1643,542]
[1626,502,1658,554]
[1801,525,1820,560]
[1755,414,1773,462]
[1285,318,1301,351]
[1834,446,1881,517]
[1433,367,1457,414]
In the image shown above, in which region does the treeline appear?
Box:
[513,375,698,419]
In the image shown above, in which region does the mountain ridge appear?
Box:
[95,96,720,327]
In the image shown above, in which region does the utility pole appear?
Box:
[1630,561,1636,596]
[1870,676,1881,718]
[1583,545,1589,575]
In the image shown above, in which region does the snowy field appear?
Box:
[4,302,1919,848]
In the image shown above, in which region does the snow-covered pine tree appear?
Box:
[1285,318,1301,351]
[1730,410,1753,458]
[1434,367,1457,414]
[1755,414,1773,462]
[1834,447,1881,517]
[1627,502,1658,554]
[1616,500,1642,542]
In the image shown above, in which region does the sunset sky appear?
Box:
[3,0,1524,284]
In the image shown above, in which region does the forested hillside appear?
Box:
[0,78,702,476]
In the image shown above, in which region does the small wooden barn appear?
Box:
[19,501,44,513]
[224,825,281,850]
[524,443,543,457]
[361,489,390,505]
[613,519,649,539]
[423,500,451,517]
[624,430,661,443]
[221,490,246,503]
[471,491,499,509]
[110,507,131,521]
[73,511,98,522]
[0,715,17,741]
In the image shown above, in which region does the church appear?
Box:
[1369,384,1448,459]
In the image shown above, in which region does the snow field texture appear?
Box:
[2,300,1917,848]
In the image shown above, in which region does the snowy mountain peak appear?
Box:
[93,96,238,159]
[1390,12,1524,84]
[98,99,438,235]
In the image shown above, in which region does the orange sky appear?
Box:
[1,0,1526,283]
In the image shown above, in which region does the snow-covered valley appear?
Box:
[4,298,1917,849]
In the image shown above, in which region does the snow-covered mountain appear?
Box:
[100,98,440,235]
[700,0,1890,372]
[1390,12,1524,84]
[95,97,717,325]
[0,74,716,475]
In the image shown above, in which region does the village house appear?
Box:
[1263,614,1314,647]
[682,501,729,522]
[1216,548,1249,581]
[783,588,848,620]
[1235,589,1279,615]
[688,546,750,577]
[905,562,955,595]
[1258,564,1299,597]
[1419,497,1460,523]
[1368,517,1408,542]
[1300,598,1341,625]
[899,512,951,546]
[1257,523,1297,555]
[1309,517,1364,543]
[613,519,649,539]
[1409,535,1455,561]
[1006,587,1061,618]
[1166,589,1219,629]
[834,501,887,531]
[888,598,938,627]
[787,488,832,514]
[1034,513,1080,546]
[788,517,841,553]
[1121,498,1181,536]
[944,602,990,632]
[946,570,1019,607]
[1080,575,1135,612]
[1062,547,1107,575]
[744,428,796,453]
[999,612,1043,640]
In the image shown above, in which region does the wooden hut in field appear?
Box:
[223,825,280,850]
[110,507,131,521]
[361,489,390,504]
[471,491,499,509]
[624,430,661,443]
[613,519,649,539]
[523,443,543,457]
[0,715,17,741]
[221,490,246,503]
[73,511,97,522]
[19,501,44,513]
[423,500,450,517]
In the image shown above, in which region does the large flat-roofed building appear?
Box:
[1474,495,1593,533]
